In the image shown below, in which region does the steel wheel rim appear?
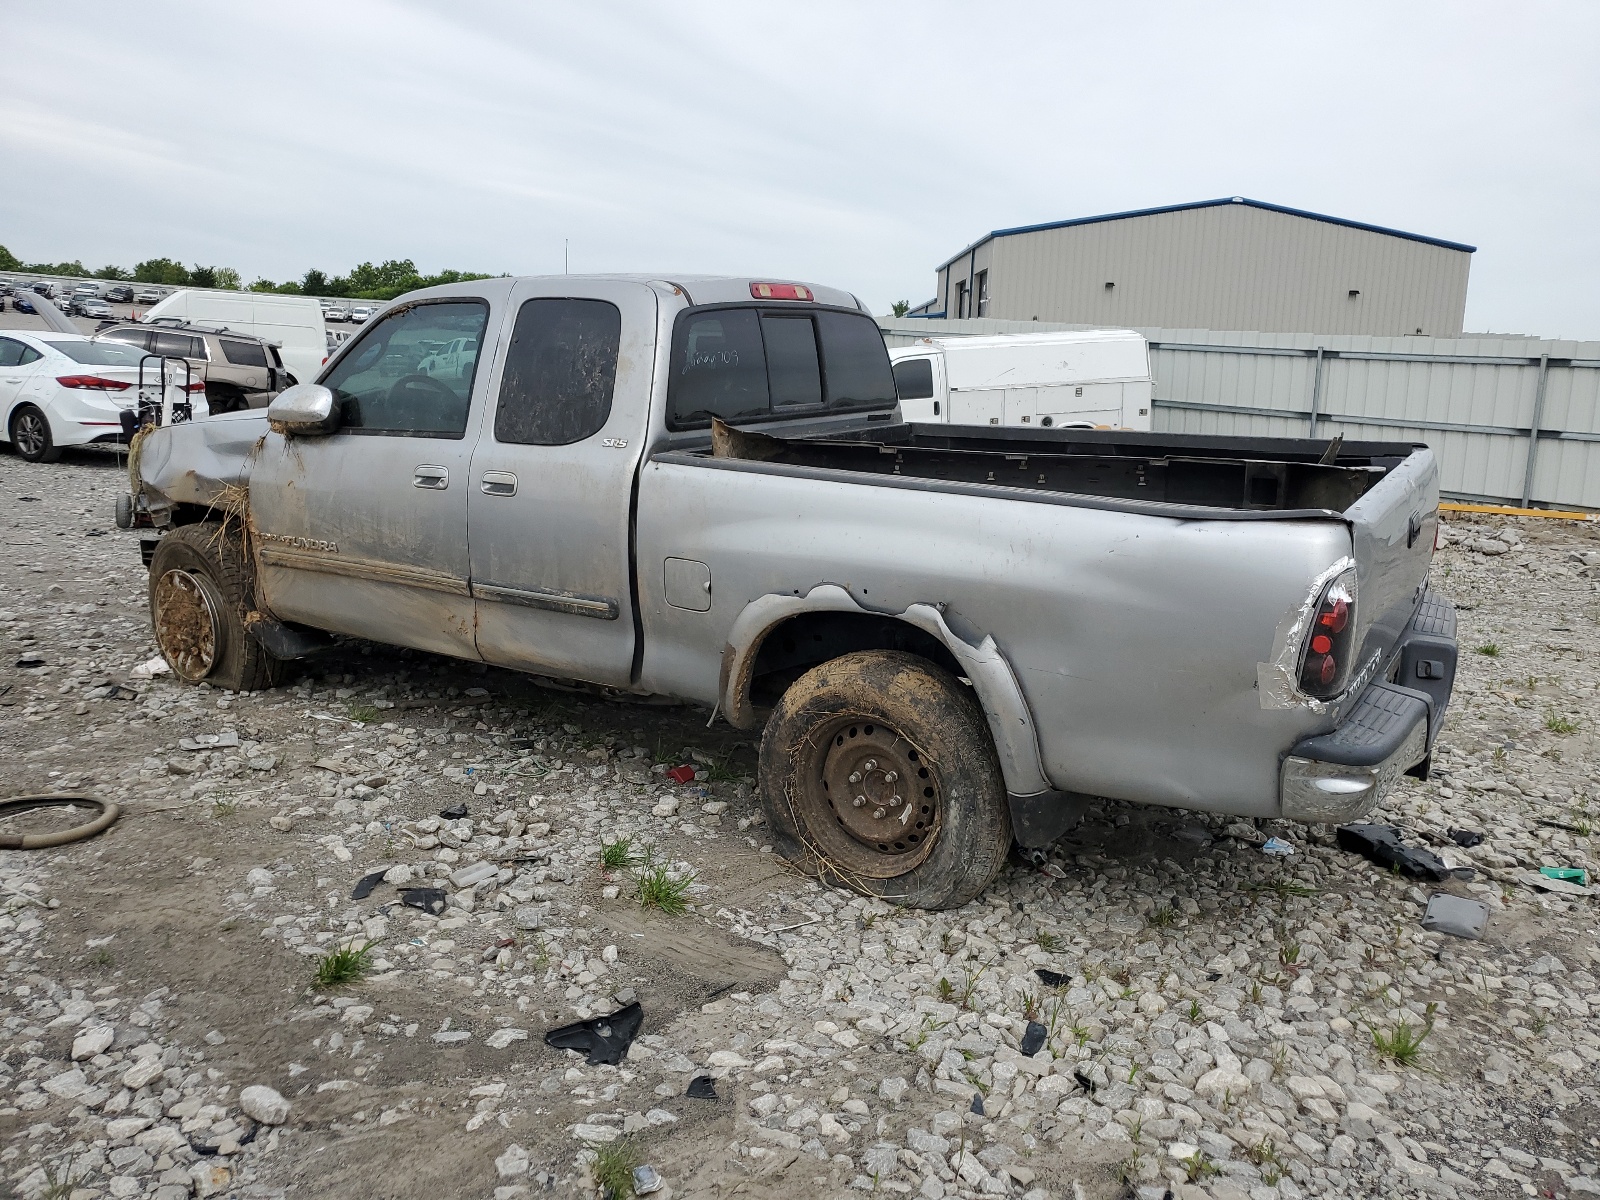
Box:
[152,568,220,681]
[798,715,943,878]
[14,412,45,457]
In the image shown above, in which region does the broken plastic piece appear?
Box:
[15,654,45,668]
[1034,968,1070,988]
[544,1002,643,1065]
[1421,893,1490,940]
[438,803,469,819]
[1539,866,1590,886]
[665,765,697,784]
[350,870,386,900]
[969,1093,985,1116]
[1261,836,1295,856]
[399,887,447,915]
[632,1165,664,1196]
[1019,1020,1047,1056]
[1335,823,1451,881]
[1447,828,1484,848]
[130,655,171,679]
[686,1075,717,1099]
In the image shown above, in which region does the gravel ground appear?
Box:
[2,447,1598,1200]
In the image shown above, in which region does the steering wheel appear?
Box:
[387,373,458,405]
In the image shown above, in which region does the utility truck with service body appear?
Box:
[890,328,1153,430]
[129,274,1457,909]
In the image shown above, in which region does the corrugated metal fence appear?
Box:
[879,318,1600,510]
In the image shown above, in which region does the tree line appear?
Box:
[0,245,496,301]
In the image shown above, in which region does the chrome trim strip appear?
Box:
[256,545,471,597]
[472,581,618,620]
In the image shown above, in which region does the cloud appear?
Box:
[0,0,1595,333]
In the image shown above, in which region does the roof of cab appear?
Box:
[397,274,868,313]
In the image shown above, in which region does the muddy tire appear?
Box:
[147,523,283,692]
[758,650,1011,910]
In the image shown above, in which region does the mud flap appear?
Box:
[245,616,334,660]
[1007,789,1091,849]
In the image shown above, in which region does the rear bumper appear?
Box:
[1279,591,1456,823]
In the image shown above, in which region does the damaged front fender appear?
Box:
[134,415,270,520]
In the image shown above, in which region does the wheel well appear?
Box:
[746,612,965,710]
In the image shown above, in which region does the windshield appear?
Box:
[667,305,896,428]
[42,338,147,366]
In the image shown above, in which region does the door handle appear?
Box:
[481,471,518,497]
[413,465,448,490]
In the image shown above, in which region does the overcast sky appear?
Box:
[3,1,1597,336]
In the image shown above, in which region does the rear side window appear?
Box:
[0,337,28,368]
[893,357,934,400]
[220,338,269,367]
[151,332,206,359]
[495,298,620,446]
[668,306,896,428]
[45,339,145,366]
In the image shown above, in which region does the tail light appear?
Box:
[57,375,132,391]
[1298,568,1357,699]
[183,382,206,394]
[750,282,814,301]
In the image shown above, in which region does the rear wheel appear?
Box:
[758,650,1012,910]
[204,383,247,414]
[10,404,61,463]
[148,523,283,692]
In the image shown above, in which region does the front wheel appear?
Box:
[10,404,62,463]
[147,523,283,692]
[758,650,1012,910]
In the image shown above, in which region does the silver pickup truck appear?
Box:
[131,274,1457,909]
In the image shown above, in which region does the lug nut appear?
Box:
[884,770,898,783]
[889,795,902,806]
[863,759,877,772]
[852,795,867,807]
[848,771,862,784]
[872,807,886,819]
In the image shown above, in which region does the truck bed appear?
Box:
[701,421,1418,515]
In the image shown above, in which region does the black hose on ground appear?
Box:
[0,795,121,850]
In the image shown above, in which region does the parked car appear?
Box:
[129,274,1457,910]
[0,330,201,462]
[71,284,101,299]
[348,306,373,325]
[140,289,325,386]
[96,321,292,412]
[11,294,38,314]
[76,298,114,320]
[325,306,348,323]
[31,283,56,299]
[105,285,135,303]
[134,289,162,305]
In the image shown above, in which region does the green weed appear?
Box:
[1148,904,1177,928]
[936,977,955,1004]
[1182,1150,1222,1183]
[313,940,379,989]
[348,703,381,723]
[1544,711,1579,735]
[589,1137,639,1198]
[1036,930,1062,954]
[1476,643,1501,658]
[636,865,694,916]
[599,836,644,871]
[1370,1018,1432,1066]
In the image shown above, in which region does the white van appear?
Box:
[890,329,1153,430]
[140,290,327,386]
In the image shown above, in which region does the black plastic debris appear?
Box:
[399,887,447,915]
[1335,823,1451,881]
[544,1002,643,1065]
[686,1075,718,1100]
[1019,1020,1048,1056]
[439,803,469,820]
[969,1093,985,1116]
[1072,1069,1096,1095]
[1447,828,1484,848]
[350,870,387,900]
[1034,968,1070,988]
[1205,971,1222,982]
[15,654,45,668]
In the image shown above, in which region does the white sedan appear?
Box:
[0,331,202,463]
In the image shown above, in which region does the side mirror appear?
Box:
[267,383,339,436]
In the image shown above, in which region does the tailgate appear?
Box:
[1344,446,1439,679]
